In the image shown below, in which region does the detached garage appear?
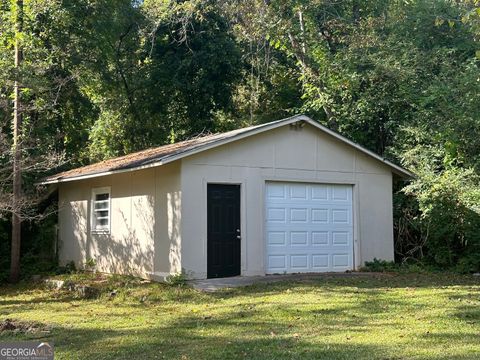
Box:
[42,115,412,281]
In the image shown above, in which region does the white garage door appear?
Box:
[265,181,353,274]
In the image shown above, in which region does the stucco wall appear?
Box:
[180,124,394,279]
[153,162,182,279]
[58,122,395,280]
[58,163,181,279]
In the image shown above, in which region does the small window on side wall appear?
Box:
[91,187,111,233]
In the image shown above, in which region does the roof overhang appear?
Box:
[40,114,413,185]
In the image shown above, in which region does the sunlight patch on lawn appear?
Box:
[0,273,479,359]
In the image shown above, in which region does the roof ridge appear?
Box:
[40,114,412,184]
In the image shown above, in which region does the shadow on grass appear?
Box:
[0,325,386,360]
[1,308,478,360]
[0,273,479,359]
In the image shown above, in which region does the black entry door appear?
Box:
[207,184,241,278]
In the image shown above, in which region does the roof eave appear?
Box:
[38,158,167,185]
[38,115,307,185]
[39,114,414,184]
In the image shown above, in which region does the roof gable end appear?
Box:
[41,115,413,184]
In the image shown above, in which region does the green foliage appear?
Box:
[84,258,97,271]
[402,145,480,272]
[0,212,59,284]
[1,0,479,276]
[361,259,399,273]
[258,0,480,271]
[139,0,243,142]
[165,271,189,287]
[55,260,77,275]
[361,258,431,274]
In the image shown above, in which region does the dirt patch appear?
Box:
[0,319,51,334]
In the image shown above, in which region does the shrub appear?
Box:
[397,142,480,273]
[84,258,97,272]
[166,271,189,286]
[0,209,59,283]
[55,260,77,275]
[361,259,399,272]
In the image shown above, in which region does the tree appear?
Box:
[1,0,64,282]
[10,0,23,283]
[1,0,479,279]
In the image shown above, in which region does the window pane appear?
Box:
[96,210,109,218]
[96,193,109,201]
[92,189,110,232]
[94,201,109,210]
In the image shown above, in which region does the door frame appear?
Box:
[205,182,244,278]
[262,178,359,273]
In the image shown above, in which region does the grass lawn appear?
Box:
[0,272,479,359]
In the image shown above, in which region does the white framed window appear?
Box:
[91,187,111,233]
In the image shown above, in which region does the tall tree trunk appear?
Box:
[10,0,23,283]
[288,9,334,123]
[297,9,306,83]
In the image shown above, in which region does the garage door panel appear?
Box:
[290,208,308,222]
[267,224,351,231]
[267,197,351,204]
[332,231,350,245]
[290,184,308,200]
[267,183,351,201]
[332,254,350,268]
[266,182,353,274]
[266,183,287,199]
[331,186,350,201]
[268,202,351,211]
[290,255,308,269]
[267,231,286,246]
[311,184,329,200]
[266,208,287,222]
[312,255,329,269]
[267,230,351,247]
[312,231,329,245]
[267,255,287,271]
[332,209,350,224]
[267,208,352,225]
[311,208,329,223]
[290,231,308,245]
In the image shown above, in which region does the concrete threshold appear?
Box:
[188,272,387,292]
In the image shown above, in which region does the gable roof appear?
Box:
[41,115,413,184]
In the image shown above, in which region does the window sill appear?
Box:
[91,229,110,235]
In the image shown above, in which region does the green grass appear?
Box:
[1,272,479,359]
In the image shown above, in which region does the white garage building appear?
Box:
[42,115,412,280]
